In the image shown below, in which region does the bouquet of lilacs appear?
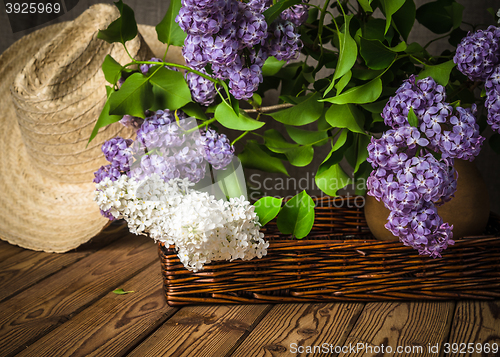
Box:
[93,110,268,271]
[91,0,500,262]
[367,75,484,257]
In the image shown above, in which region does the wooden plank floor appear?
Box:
[1,227,499,357]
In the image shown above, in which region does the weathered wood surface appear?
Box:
[231,303,364,357]
[0,225,126,303]
[448,300,500,357]
[0,233,157,357]
[0,236,499,357]
[16,263,177,357]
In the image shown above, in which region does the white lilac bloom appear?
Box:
[94,174,268,271]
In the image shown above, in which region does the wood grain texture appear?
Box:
[0,240,24,262]
[0,224,126,303]
[339,301,455,357]
[128,304,272,357]
[447,300,500,357]
[231,302,364,357]
[0,233,157,357]
[16,263,176,357]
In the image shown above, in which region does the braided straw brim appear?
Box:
[0,5,172,252]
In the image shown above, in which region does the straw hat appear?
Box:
[0,3,181,252]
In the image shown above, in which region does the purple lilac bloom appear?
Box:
[247,0,272,12]
[438,105,484,160]
[281,0,309,27]
[485,66,500,133]
[101,137,133,171]
[177,0,304,100]
[382,75,448,128]
[185,68,217,106]
[227,54,264,100]
[453,26,500,81]
[366,74,486,257]
[264,20,303,62]
[119,115,144,130]
[199,128,235,170]
[136,109,182,150]
[100,209,116,220]
[385,204,454,258]
[93,164,121,183]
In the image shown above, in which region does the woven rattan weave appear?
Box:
[159,196,500,306]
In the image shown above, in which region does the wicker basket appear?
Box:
[158,196,500,306]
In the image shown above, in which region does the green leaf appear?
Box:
[149,67,192,110]
[332,15,357,83]
[88,86,122,144]
[285,146,314,167]
[358,0,373,13]
[276,191,315,239]
[325,104,366,134]
[316,132,352,177]
[361,100,387,113]
[156,0,186,46]
[392,0,416,41]
[285,126,329,146]
[446,2,464,29]
[97,0,138,45]
[379,0,405,35]
[215,101,265,131]
[271,92,324,126]
[354,135,371,173]
[417,60,456,86]
[315,164,351,196]
[416,0,455,34]
[102,55,123,84]
[238,140,288,175]
[332,129,348,151]
[254,197,283,226]
[108,73,153,118]
[252,93,262,108]
[181,102,208,121]
[335,70,352,95]
[113,288,134,295]
[264,129,298,153]
[322,78,382,105]
[262,57,286,76]
[263,0,302,24]
[362,18,390,42]
[405,42,424,54]
[360,38,397,70]
[408,107,419,127]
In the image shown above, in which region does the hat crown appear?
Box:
[10,3,150,183]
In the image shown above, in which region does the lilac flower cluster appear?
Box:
[119,115,144,130]
[485,66,500,133]
[454,26,500,134]
[94,109,235,219]
[185,68,217,106]
[176,0,306,100]
[280,1,309,27]
[368,76,485,258]
[454,26,500,81]
[382,76,484,161]
[199,128,235,170]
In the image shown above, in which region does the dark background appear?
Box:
[1,0,499,213]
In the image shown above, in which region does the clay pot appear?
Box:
[364,159,490,241]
